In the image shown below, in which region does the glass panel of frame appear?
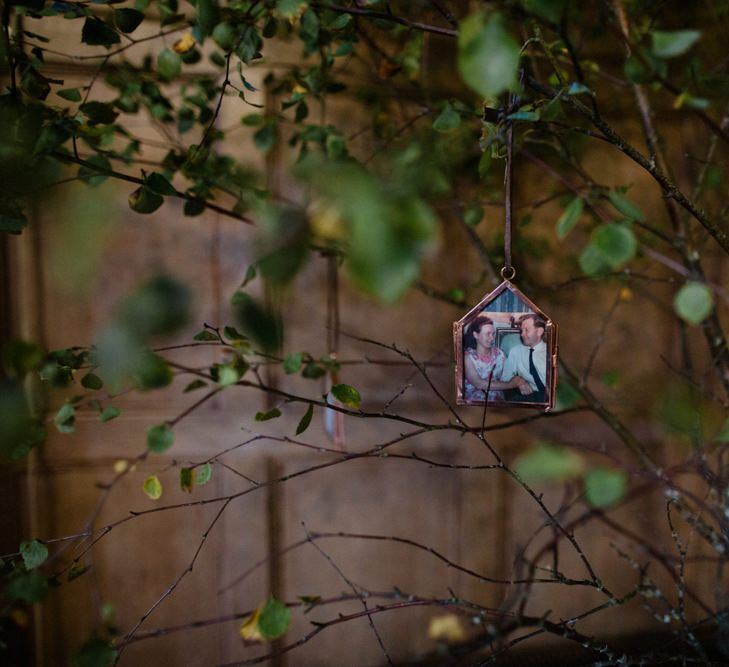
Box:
[453,282,557,410]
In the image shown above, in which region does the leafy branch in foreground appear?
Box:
[2,1,729,665]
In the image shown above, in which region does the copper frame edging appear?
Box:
[453,279,558,411]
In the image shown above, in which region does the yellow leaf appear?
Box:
[113,459,129,474]
[143,475,162,500]
[428,614,466,642]
[239,608,264,643]
[291,84,307,95]
[10,608,29,628]
[308,199,344,241]
[173,33,196,54]
[619,287,633,301]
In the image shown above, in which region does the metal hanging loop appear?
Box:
[500,265,516,281]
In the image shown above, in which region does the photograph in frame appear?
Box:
[453,282,557,410]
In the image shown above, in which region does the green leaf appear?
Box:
[58,87,82,102]
[180,467,194,492]
[262,16,278,38]
[67,564,91,582]
[184,379,207,392]
[458,12,520,99]
[651,30,701,59]
[624,52,667,84]
[114,8,145,34]
[255,407,282,422]
[464,205,483,226]
[592,223,637,267]
[5,570,49,603]
[195,462,213,485]
[143,475,162,500]
[235,26,263,64]
[133,352,173,390]
[555,197,583,239]
[193,329,219,341]
[283,352,304,374]
[301,161,436,303]
[120,275,191,339]
[212,22,235,50]
[277,0,306,18]
[432,103,461,133]
[145,172,177,196]
[72,636,116,667]
[101,603,115,624]
[296,403,313,435]
[81,18,120,48]
[196,0,219,39]
[331,383,361,409]
[224,325,247,341]
[20,539,48,570]
[79,101,119,126]
[232,292,282,353]
[99,406,121,422]
[128,186,164,214]
[659,383,704,437]
[81,373,103,390]
[242,113,264,127]
[157,48,182,81]
[216,364,240,386]
[184,198,206,216]
[254,122,277,154]
[446,287,465,303]
[257,207,310,287]
[241,263,258,287]
[0,208,28,234]
[258,597,292,640]
[210,51,226,67]
[554,380,580,411]
[584,468,628,508]
[299,9,319,54]
[54,403,76,434]
[2,340,43,378]
[674,282,714,325]
[717,418,729,442]
[329,13,350,30]
[146,424,174,453]
[302,362,326,379]
[606,191,644,221]
[578,243,611,277]
[78,154,112,186]
[514,443,584,483]
[623,55,648,83]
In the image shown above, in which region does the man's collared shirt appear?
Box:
[502,340,547,391]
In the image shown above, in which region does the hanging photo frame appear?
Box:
[453,279,558,411]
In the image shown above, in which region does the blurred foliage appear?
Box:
[93,275,191,392]
[514,442,585,483]
[1,0,728,662]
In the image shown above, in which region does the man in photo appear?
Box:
[502,313,548,403]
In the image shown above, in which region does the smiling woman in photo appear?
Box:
[463,315,530,401]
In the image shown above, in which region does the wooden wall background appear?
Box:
[3,17,726,667]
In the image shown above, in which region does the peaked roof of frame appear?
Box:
[455,279,553,326]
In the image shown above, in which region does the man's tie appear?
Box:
[529,348,545,393]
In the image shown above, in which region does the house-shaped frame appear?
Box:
[453,279,558,410]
